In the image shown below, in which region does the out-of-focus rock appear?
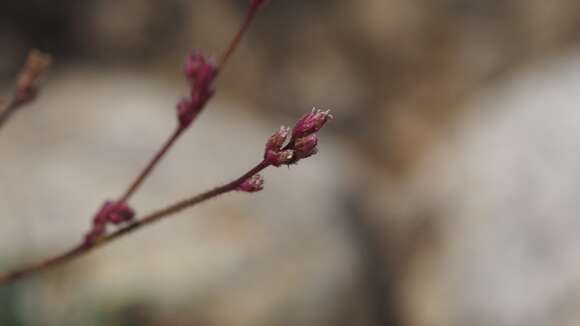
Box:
[376,51,580,326]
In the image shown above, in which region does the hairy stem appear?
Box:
[0,161,269,285]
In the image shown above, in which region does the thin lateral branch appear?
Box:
[117,1,264,202]
[0,161,269,285]
[119,127,184,202]
[218,1,264,71]
[0,50,52,132]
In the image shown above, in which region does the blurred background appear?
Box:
[2,0,580,325]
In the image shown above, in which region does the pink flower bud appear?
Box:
[292,108,333,138]
[265,149,294,167]
[92,201,114,225]
[177,98,195,128]
[184,53,216,82]
[184,53,217,106]
[237,174,264,192]
[265,126,289,152]
[195,64,217,90]
[107,202,136,225]
[85,200,135,245]
[293,134,318,159]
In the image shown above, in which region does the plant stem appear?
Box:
[119,127,184,202]
[119,1,264,202]
[0,50,52,133]
[0,161,269,285]
[0,98,20,132]
[218,2,262,71]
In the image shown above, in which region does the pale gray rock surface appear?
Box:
[390,51,580,326]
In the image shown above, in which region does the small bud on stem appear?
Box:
[263,108,332,166]
[292,108,333,139]
[293,134,318,159]
[265,126,290,152]
[237,174,265,192]
[84,201,135,246]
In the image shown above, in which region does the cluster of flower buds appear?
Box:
[264,108,332,166]
[177,53,218,129]
[84,201,135,246]
[237,174,265,192]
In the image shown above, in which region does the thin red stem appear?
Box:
[218,3,262,71]
[0,161,269,285]
[118,2,264,202]
[119,126,184,202]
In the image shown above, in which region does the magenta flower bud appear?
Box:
[92,201,114,226]
[196,64,217,87]
[190,82,215,106]
[292,108,333,138]
[237,174,264,192]
[85,201,113,246]
[185,53,211,79]
[184,53,217,86]
[86,200,135,245]
[265,126,289,152]
[265,149,294,167]
[185,54,203,79]
[107,202,136,225]
[293,134,318,159]
[177,98,195,129]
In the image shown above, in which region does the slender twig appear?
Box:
[119,127,184,202]
[0,50,52,132]
[218,0,263,70]
[0,0,335,287]
[0,98,18,131]
[0,161,269,285]
[118,1,265,203]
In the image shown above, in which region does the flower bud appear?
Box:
[237,174,264,192]
[265,149,294,167]
[292,108,333,138]
[177,98,195,128]
[107,202,136,225]
[185,53,213,80]
[184,53,217,104]
[293,134,318,159]
[265,126,289,152]
[85,200,135,245]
